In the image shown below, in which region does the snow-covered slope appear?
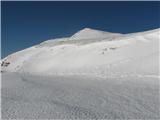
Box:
[1,28,160,77]
[2,72,159,119]
[1,28,160,119]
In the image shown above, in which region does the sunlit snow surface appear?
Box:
[1,28,160,119]
[2,73,159,119]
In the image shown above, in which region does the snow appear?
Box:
[1,73,159,119]
[1,28,160,119]
[2,28,159,76]
[70,28,122,40]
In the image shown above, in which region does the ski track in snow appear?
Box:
[1,73,159,119]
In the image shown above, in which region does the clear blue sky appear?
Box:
[1,1,160,58]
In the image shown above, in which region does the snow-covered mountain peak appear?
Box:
[70,28,122,40]
[1,28,159,74]
[79,27,92,31]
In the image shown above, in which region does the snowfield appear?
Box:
[2,73,159,119]
[1,28,160,119]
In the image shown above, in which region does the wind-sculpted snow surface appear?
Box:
[1,28,160,119]
[1,73,159,119]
